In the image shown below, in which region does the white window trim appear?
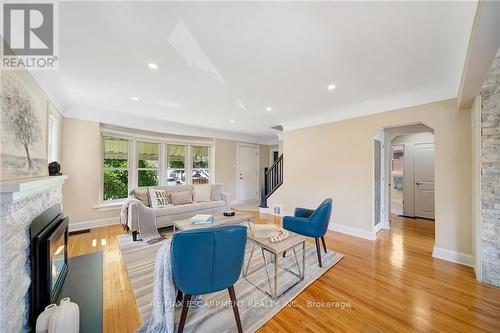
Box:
[100,136,132,204]
[136,141,162,188]
[166,143,188,185]
[99,129,215,205]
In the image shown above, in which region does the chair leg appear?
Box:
[132,231,138,241]
[315,238,323,268]
[321,236,327,253]
[283,250,286,258]
[178,294,192,333]
[228,286,243,333]
[176,289,183,303]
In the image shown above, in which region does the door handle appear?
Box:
[416,181,423,185]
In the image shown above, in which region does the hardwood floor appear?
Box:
[68,213,500,333]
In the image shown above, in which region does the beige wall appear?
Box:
[214,139,269,202]
[391,132,435,144]
[61,118,117,224]
[61,119,272,225]
[269,99,473,255]
[214,139,237,202]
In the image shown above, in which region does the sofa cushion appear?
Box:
[148,188,171,209]
[193,185,211,202]
[170,190,193,205]
[155,200,226,217]
[133,188,150,207]
[210,183,222,201]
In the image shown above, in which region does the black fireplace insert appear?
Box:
[30,204,69,327]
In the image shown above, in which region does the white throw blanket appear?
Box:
[137,238,176,333]
[121,199,162,244]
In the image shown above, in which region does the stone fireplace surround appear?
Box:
[0,176,67,333]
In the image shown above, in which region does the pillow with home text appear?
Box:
[147,188,171,209]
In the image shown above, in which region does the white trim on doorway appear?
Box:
[236,142,260,203]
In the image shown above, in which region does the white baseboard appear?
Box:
[69,217,120,232]
[329,223,376,241]
[432,246,475,268]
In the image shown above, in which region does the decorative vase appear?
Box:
[48,297,80,333]
[36,304,58,333]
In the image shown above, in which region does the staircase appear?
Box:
[260,154,283,208]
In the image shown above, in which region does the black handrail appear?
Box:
[260,154,283,208]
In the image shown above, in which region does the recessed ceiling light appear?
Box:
[266,106,272,111]
[131,96,139,101]
[327,84,336,91]
[148,63,158,70]
[229,119,235,123]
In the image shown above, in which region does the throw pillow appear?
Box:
[210,183,223,201]
[193,186,211,203]
[133,188,150,207]
[147,188,171,209]
[170,190,193,205]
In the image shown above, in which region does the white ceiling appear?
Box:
[32,1,477,144]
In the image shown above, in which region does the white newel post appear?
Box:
[0,176,68,333]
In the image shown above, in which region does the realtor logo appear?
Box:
[1,2,58,69]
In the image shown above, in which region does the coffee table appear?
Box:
[243,230,306,299]
[172,212,256,233]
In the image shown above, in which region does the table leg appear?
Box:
[293,247,301,277]
[302,241,306,279]
[261,249,273,295]
[274,253,278,299]
[244,243,256,277]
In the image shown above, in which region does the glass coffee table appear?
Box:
[243,230,306,300]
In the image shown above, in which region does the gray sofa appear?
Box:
[127,184,230,240]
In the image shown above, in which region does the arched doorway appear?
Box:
[373,123,436,240]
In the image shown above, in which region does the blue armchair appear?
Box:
[172,225,247,333]
[283,198,332,267]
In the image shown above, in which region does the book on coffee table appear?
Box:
[191,214,214,224]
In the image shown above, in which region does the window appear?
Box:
[100,129,214,203]
[47,115,59,162]
[192,146,210,184]
[166,144,187,185]
[137,141,160,187]
[103,137,130,201]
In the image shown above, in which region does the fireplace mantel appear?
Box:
[0,175,68,204]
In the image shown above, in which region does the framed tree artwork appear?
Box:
[0,70,49,181]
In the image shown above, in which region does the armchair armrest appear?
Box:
[294,207,315,218]
[283,216,309,233]
[128,204,139,232]
[220,192,230,208]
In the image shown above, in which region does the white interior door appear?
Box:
[414,143,435,219]
[238,145,258,202]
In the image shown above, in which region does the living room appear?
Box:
[1,1,500,333]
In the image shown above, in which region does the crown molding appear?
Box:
[63,106,278,145]
[281,85,457,132]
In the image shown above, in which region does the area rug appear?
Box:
[230,201,260,212]
[118,231,343,333]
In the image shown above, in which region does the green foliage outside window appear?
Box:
[103,158,128,200]
[138,160,159,187]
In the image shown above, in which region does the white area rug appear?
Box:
[118,231,343,333]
